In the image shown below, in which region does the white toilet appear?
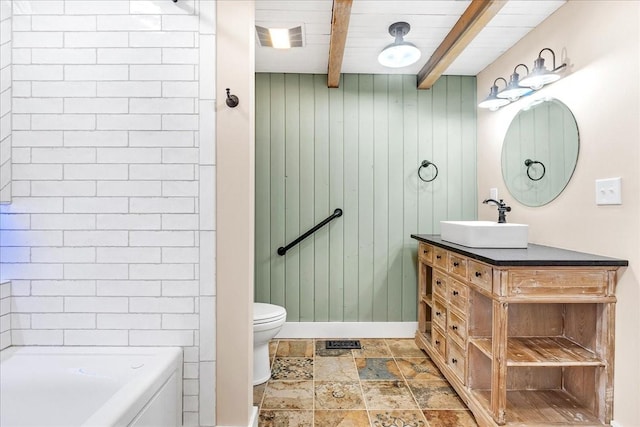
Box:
[253,302,287,385]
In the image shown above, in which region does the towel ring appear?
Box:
[418,160,439,183]
[524,159,546,181]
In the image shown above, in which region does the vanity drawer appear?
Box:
[448,254,468,280]
[448,309,467,348]
[432,297,447,331]
[447,340,466,383]
[433,270,448,300]
[469,260,493,293]
[507,269,608,298]
[418,243,433,264]
[432,325,446,360]
[433,247,448,270]
[448,279,468,314]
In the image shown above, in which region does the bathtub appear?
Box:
[0,346,183,427]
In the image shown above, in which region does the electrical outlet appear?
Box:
[490,188,498,200]
[595,177,622,205]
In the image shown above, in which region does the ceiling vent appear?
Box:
[255,25,304,48]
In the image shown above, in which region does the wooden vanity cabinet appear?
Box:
[412,235,627,427]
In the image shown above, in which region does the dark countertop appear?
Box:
[411,234,629,267]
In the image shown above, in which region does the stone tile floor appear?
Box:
[253,338,478,427]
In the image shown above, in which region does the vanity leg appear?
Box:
[491,300,508,425]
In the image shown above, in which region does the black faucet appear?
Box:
[483,198,511,223]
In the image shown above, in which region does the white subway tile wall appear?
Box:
[0,1,216,425]
[0,281,10,349]
[0,0,11,203]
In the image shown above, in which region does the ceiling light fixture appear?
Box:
[378,22,421,68]
[268,28,291,49]
[519,48,567,90]
[478,77,510,111]
[255,25,304,49]
[497,64,533,101]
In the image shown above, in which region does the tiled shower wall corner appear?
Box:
[0,1,217,426]
[0,0,11,203]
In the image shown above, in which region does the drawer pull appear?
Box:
[436,255,442,259]
[436,280,442,286]
[423,250,428,254]
[452,290,459,296]
[435,340,440,345]
[453,262,460,267]
[451,358,458,364]
[435,311,441,316]
[451,325,458,330]
[475,271,482,277]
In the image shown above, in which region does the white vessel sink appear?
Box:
[440,221,529,249]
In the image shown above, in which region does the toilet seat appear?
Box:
[254,303,287,325]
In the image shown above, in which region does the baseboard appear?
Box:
[610,421,623,427]
[275,322,418,339]
[250,406,258,427]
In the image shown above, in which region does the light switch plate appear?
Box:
[595,177,622,205]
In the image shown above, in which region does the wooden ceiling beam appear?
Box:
[327,0,353,88]
[417,0,507,90]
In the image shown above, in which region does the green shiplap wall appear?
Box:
[255,74,477,322]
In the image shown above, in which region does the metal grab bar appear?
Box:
[277,208,343,256]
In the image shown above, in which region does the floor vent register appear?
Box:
[325,340,362,350]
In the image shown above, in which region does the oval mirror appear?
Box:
[501,98,579,207]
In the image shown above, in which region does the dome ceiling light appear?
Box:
[377,22,421,68]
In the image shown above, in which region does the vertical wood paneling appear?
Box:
[328,80,345,321]
[387,75,404,321]
[342,74,360,321]
[446,76,463,220]
[256,74,477,322]
[416,86,433,231]
[357,75,375,322]
[255,74,271,304]
[298,74,315,321]
[373,75,389,321]
[313,75,330,321]
[461,77,478,220]
[270,74,286,307]
[432,79,449,232]
[284,74,301,321]
[401,75,419,321]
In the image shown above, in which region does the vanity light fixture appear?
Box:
[519,48,567,90]
[478,77,510,111]
[378,22,421,68]
[497,64,534,101]
[479,47,567,111]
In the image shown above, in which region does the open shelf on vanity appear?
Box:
[471,389,604,426]
[469,336,604,366]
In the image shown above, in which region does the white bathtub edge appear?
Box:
[81,347,183,427]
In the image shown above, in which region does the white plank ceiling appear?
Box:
[255,0,566,77]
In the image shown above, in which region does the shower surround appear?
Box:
[0,1,217,425]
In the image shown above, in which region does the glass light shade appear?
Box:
[478,85,510,111]
[519,71,561,90]
[519,57,561,90]
[378,42,421,68]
